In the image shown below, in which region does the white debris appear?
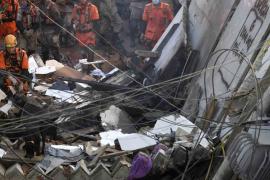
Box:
[100,105,136,133]
[0,89,7,101]
[45,89,81,103]
[49,144,84,158]
[35,66,56,75]
[0,148,6,158]
[28,55,39,73]
[91,68,106,78]
[46,60,65,70]
[0,100,12,115]
[99,130,128,146]
[149,115,210,148]
[34,85,50,92]
[118,133,157,151]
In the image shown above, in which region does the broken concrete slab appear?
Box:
[48,144,84,158]
[89,163,112,180]
[100,105,136,133]
[48,166,68,180]
[118,133,157,151]
[28,54,42,74]
[0,100,12,115]
[0,163,5,179]
[111,159,130,180]
[0,89,7,101]
[70,160,90,180]
[45,89,80,103]
[26,165,46,180]
[37,156,66,174]
[0,148,6,158]
[135,50,160,58]
[85,142,99,156]
[70,166,90,180]
[99,130,128,146]
[149,114,210,148]
[88,145,109,169]
[29,54,45,67]
[5,163,25,180]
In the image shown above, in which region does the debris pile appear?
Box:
[0,99,212,179]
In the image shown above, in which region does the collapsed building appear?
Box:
[0,0,270,179]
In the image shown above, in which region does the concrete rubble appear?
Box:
[0,50,212,179]
[3,0,270,179]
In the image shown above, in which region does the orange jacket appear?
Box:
[0,0,19,37]
[0,48,29,93]
[72,3,99,46]
[71,3,99,31]
[0,0,19,21]
[143,2,173,42]
[0,48,28,71]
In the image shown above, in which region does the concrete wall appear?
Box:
[188,0,237,68]
[203,0,270,96]
[184,0,270,126]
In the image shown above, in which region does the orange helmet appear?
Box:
[4,34,17,48]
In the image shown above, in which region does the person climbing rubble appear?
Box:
[71,0,100,62]
[142,0,173,48]
[0,34,31,97]
[16,0,39,55]
[0,0,19,39]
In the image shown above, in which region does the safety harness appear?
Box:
[3,48,25,73]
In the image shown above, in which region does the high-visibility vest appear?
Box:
[0,48,28,72]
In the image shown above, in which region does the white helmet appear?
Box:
[152,0,161,5]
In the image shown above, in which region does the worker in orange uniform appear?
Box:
[142,0,173,48]
[0,0,19,38]
[0,34,31,97]
[71,0,100,62]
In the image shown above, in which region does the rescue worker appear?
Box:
[71,0,99,62]
[0,0,19,38]
[129,0,149,47]
[142,0,173,48]
[96,0,126,55]
[0,34,31,96]
[36,0,64,62]
[16,0,39,55]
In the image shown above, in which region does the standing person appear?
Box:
[129,0,149,47]
[35,0,64,62]
[97,0,128,55]
[16,0,39,55]
[142,0,173,48]
[0,0,19,38]
[71,0,100,62]
[0,34,31,96]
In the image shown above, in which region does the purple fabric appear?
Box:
[128,153,152,180]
